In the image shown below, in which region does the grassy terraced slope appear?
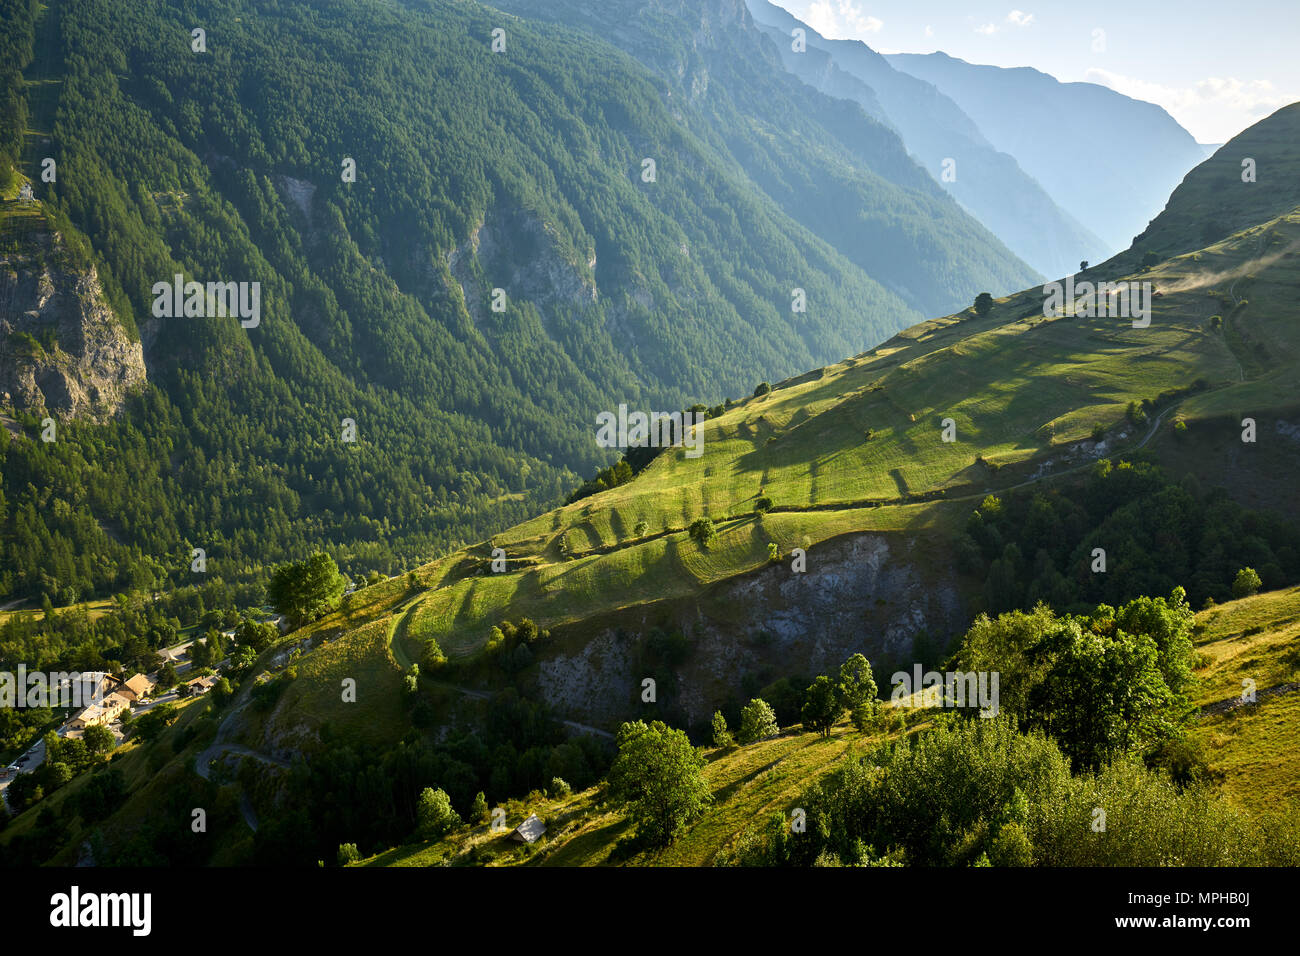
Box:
[401,192,1300,662]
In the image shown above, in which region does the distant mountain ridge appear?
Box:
[744,0,1107,279]
[885,50,1207,254]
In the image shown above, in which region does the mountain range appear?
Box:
[6,92,1299,867]
[2,0,1298,873]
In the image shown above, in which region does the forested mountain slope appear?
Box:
[0,0,1040,605]
[491,0,1042,304]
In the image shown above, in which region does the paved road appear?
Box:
[158,639,195,662]
[192,693,291,833]
[195,742,290,781]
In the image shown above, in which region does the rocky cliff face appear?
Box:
[446,204,598,324]
[0,235,145,421]
[535,531,968,726]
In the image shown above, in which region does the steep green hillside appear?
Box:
[359,713,918,867]
[352,585,1300,869]
[1134,103,1300,258]
[494,0,1041,310]
[1188,585,1300,816]
[2,0,1023,604]
[398,204,1300,669]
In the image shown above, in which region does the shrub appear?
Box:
[337,843,361,866]
[421,637,447,671]
[988,823,1034,866]
[711,710,733,747]
[801,676,844,737]
[850,701,874,733]
[1144,734,1223,790]
[738,698,780,744]
[1231,567,1262,599]
[416,787,461,840]
[470,791,489,823]
[687,517,717,546]
[837,653,878,712]
[550,776,572,797]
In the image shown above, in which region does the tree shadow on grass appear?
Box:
[526,814,633,866]
[710,755,786,806]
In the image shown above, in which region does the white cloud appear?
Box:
[804,0,883,39]
[1085,68,1297,142]
[973,11,1033,37]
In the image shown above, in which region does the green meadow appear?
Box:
[395,205,1300,665]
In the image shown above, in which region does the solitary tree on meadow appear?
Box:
[608,720,712,847]
[738,698,779,744]
[416,787,460,840]
[801,676,843,737]
[267,552,347,628]
[1232,567,1262,599]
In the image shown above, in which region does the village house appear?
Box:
[511,813,546,844]
[185,675,218,696]
[68,692,131,731]
[116,673,155,702]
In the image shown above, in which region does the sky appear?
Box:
[772,0,1300,144]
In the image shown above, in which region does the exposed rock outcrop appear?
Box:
[535,531,968,725]
[1,230,145,421]
[446,205,598,327]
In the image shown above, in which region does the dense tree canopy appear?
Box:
[266,553,347,628]
[956,589,1196,770]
